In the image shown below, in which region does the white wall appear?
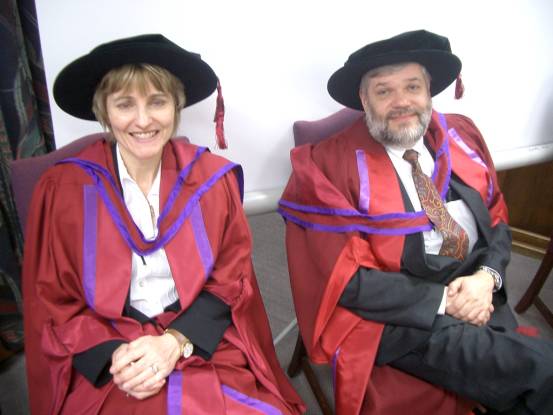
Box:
[37,0,553,200]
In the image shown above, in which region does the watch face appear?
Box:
[183,342,194,359]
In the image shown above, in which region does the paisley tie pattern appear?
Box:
[403,149,468,261]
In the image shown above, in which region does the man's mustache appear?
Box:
[386,107,420,120]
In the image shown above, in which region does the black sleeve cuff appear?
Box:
[72,339,125,387]
[339,266,444,330]
[169,291,231,360]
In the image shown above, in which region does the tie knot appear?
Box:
[403,149,419,166]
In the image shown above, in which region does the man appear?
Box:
[280,30,553,414]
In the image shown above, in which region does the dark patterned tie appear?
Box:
[403,149,468,260]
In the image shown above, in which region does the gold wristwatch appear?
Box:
[164,328,194,359]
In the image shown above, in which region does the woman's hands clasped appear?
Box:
[110,333,182,400]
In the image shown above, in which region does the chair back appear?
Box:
[288,108,364,414]
[10,133,106,234]
[9,133,189,233]
[292,107,363,147]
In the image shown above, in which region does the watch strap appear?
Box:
[164,328,193,358]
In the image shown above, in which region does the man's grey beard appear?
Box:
[365,103,432,149]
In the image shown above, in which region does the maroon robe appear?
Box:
[23,139,305,414]
[279,111,508,414]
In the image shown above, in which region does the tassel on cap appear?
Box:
[214,80,227,149]
[454,74,464,99]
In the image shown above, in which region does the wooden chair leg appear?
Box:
[533,297,553,328]
[287,333,334,415]
[515,249,553,313]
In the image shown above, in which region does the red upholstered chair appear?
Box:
[10,133,189,233]
[286,108,481,415]
[286,109,540,415]
[287,108,362,415]
[10,133,106,234]
[10,133,190,413]
[293,107,363,147]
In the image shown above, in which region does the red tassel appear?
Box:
[454,74,464,100]
[213,80,227,149]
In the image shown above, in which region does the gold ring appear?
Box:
[151,364,159,374]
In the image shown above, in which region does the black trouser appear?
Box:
[387,316,553,415]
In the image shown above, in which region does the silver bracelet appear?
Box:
[477,265,503,292]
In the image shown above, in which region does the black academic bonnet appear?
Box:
[327,30,462,110]
[53,34,218,121]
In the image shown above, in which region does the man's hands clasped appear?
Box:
[445,270,495,326]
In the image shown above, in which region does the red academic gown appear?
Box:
[279,111,508,415]
[23,139,305,415]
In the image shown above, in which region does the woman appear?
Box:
[22,34,304,414]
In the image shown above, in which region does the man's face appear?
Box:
[360,63,432,149]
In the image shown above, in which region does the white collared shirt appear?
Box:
[385,139,479,314]
[385,139,478,255]
[116,145,179,317]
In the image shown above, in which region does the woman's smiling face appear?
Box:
[106,82,176,169]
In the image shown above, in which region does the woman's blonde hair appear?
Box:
[92,64,186,136]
